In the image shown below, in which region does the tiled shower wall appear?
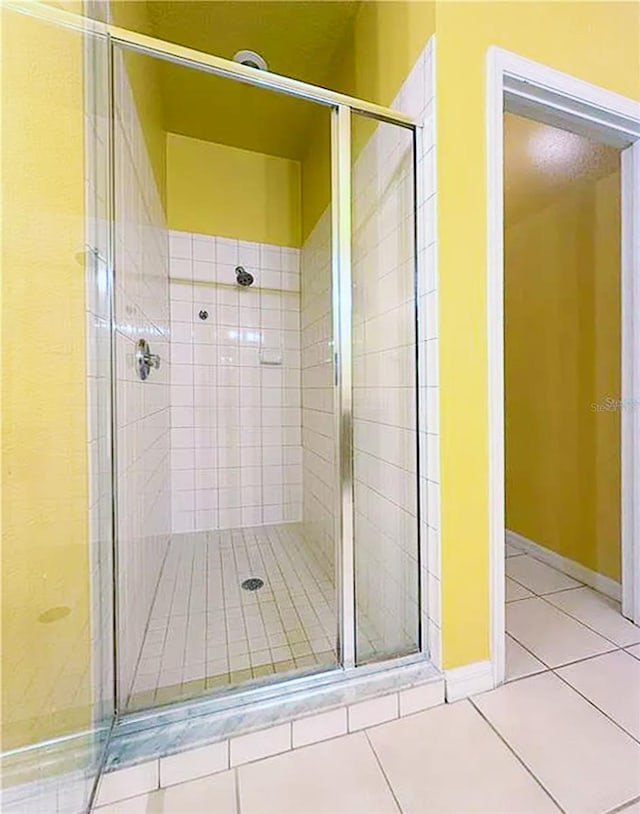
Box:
[168,232,303,533]
[417,41,440,670]
[351,113,419,659]
[353,41,439,664]
[113,50,171,700]
[299,40,440,666]
[351,44,437,660]
[300,211,335,577]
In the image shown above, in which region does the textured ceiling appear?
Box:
[145,1,360,159]
[504,113,621,226]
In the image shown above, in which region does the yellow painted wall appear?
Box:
[166,132,302,247]
[1,7,91,749]
[435,1,640,667]
[301,1,436,239]
[302,0,639,668]
[505,170,621,582]
[110,1,167,206]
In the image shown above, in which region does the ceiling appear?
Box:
[144,1,360,160]
[504,113,621,226]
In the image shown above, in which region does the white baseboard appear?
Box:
[445,660,494,702]
[506,529,621,602]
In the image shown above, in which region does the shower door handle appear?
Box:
[136,338,160,380]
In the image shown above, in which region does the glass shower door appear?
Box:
[110,43,340,712]
[350,114,421,664]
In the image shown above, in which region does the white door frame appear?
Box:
[486,46,640,685]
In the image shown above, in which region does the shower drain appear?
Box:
[241,577,264,592]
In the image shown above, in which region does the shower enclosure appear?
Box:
[111,30,424,714]
[2,11,427,794]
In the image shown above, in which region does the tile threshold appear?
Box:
[106,657,442,772]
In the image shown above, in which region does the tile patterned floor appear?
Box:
[128,522,383,710]
[127,524,339,710]
[505,549,640,676]
[101,544,640,814]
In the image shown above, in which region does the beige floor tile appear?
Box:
[506,543,523,557]
[507,598,614,667]
[474,672,640,814]
[506,635,546,681]
[95,771,236,813]
[627,644,640,660]
[506,577,534,602]
[95,763,158,808]
[506,556,582,595]
[619,799,640,813]
[237,732,398,814]
[95,796,151,813]
[367,700,558,813]
[557,650,640,740]
[546,588,640,647]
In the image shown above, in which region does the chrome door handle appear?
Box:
[136,338,160,380]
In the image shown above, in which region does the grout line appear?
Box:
[505,573,585,600]
[467,699,568,814]
[538,593,629,649]
[505,594,536,605]
[234,766,242,814]
[603,793,640,814]
[505,555,640,652]
[503,633,549,682]
[551,665,640,748]
[506,629,620,674]
[363,730,404,814]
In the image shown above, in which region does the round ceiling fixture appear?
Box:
[233,49,268,71]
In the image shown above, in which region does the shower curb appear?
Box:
[99,658,443,801]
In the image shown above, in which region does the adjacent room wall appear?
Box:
[505,162,621,582]
[435,0,640,669]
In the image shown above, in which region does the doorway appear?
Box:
[487,48,640,685]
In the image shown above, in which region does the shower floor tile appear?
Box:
[127,523,364,710]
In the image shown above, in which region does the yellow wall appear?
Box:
[302,0,640,668]
[167,132,302,247]
[301,1,436,239]
[436,1,640,667]
[505,170,621,582]
[1,7,91,749]
[110,1,167,206]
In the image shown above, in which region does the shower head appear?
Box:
[236,266,254,287]
[233,50,268,71]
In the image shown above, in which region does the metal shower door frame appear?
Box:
[5,0,424,712]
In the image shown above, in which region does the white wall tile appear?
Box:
[169,233,302,533]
